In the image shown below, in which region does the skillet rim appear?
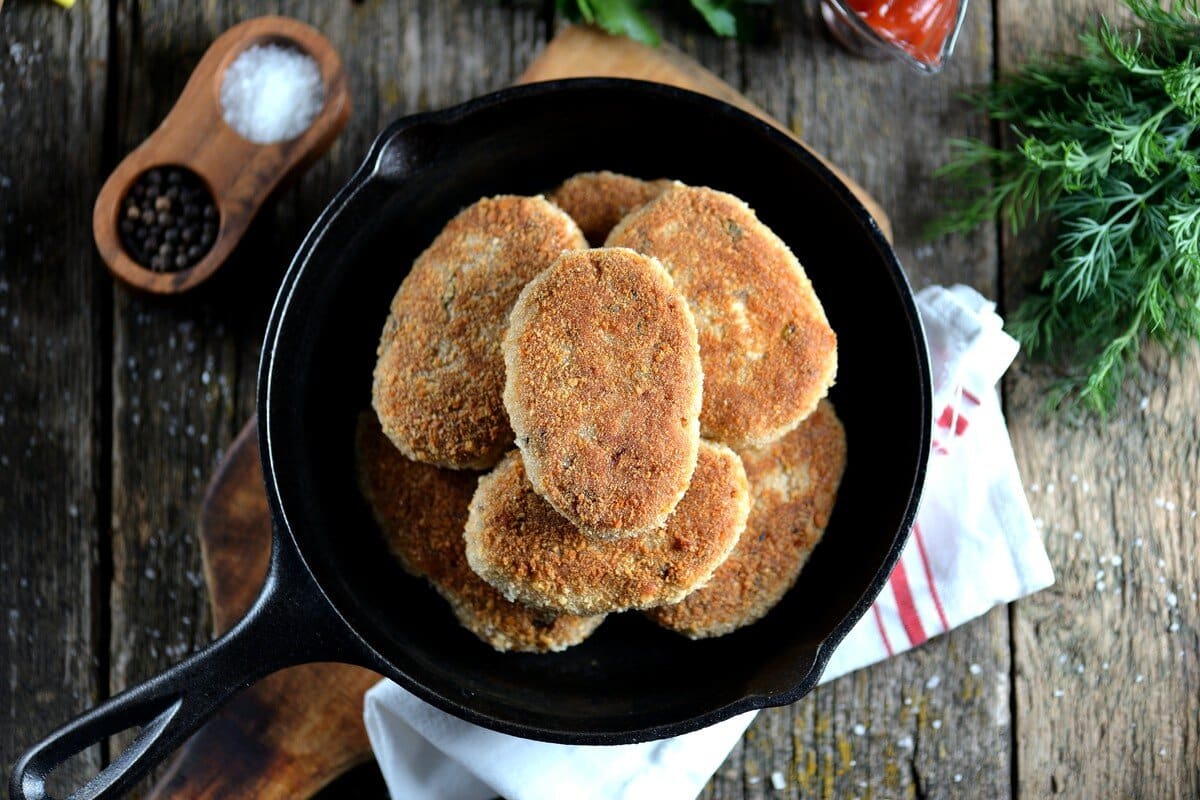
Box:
[258,77,932,744]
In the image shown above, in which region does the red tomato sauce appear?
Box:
[845,0,960,67]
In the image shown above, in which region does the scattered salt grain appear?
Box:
[1052,689,1064,697]
[968,663,982,675]
[1096,581,1106,592]
[1154,497,1166,508]
[1169,623,1180,633]
[1111,555,1123,567]
[925,675,941,689]
[1069,473,1078,483]
[1159,748,1168,757]
[770,771,785,790]
[1166,501,1176,511]
[1166,592,1178,607]
[1138,396,1150,411]
[931,719,942,730]
[1135,674,1145,683]
[1029,482,1039,492]
[853,724,866,736]
[220,44,324,144]
[1102,661,1109,670]
[954,774,963,783]
[897,735,914,749]
[1073,531,1083,541]
[1057,653,1068,664]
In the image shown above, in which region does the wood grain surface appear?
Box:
[144,420,378,800]
[2,1,1197,798]
[0,1,108,794]
[999,2,1200,799]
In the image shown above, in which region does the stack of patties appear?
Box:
[364,175,846,654]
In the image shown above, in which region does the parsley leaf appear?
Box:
[555,0,768,45]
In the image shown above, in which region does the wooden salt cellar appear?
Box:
[93,16,350,294]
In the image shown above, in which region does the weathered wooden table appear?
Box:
[2,1,1197,798]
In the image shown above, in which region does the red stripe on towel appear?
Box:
[872,604,894,656]
[913,523,951,632]
[889,560,928,646]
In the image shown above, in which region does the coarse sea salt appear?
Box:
[220,44,324,143]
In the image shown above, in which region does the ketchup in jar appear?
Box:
[822,0,967,73]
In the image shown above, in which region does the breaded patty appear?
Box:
[646,400,846,639]
[464,441,750,616]
[607,184,838,448]
[355,413,604,653]
[373,195,587,469]
[503,247,702,538]
[548,171,672,245]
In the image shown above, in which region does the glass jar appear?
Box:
[820,0,970,74]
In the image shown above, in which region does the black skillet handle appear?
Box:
[9,533,374,800]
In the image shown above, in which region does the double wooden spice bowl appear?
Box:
[93,16,350,294]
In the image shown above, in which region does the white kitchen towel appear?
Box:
[364,283,1055,800]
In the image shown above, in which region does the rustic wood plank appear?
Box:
[998,2,1200,798]
[108,1,547,796]
[0,0,108,792]
[699,2,1010,798]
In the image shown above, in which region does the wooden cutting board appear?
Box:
[146,25,891,799]
[146,420,379,799]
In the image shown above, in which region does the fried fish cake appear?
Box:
[373,195,587,470]
[503,247,702,538]
[607,184,838,449]
[355,413,604,653]
[549,171,672,245]
[464,441,749,616]
[646,401,846,639]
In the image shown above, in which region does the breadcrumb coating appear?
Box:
[607,184,838,448]
[646,401,846,638]
[355,413,604,652]
[464,441,749,616]
[549,171,672,245]
[372,195,586,469]
[503,247,702,538]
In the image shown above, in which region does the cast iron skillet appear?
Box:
[11,79,930,800]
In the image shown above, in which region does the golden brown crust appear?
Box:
[503,247,702,538]
[606,184,838,448]
[355,413,604,652]
[372,195,587,469]
[549,172,672,246]
[464,442,750,616]
[646,401,846,639]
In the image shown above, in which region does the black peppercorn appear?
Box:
[118,166,218,273]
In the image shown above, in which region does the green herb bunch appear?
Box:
[933,0,1200,417]
[555,0,772,45]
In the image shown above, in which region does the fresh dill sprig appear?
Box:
[931,0,1200,418]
